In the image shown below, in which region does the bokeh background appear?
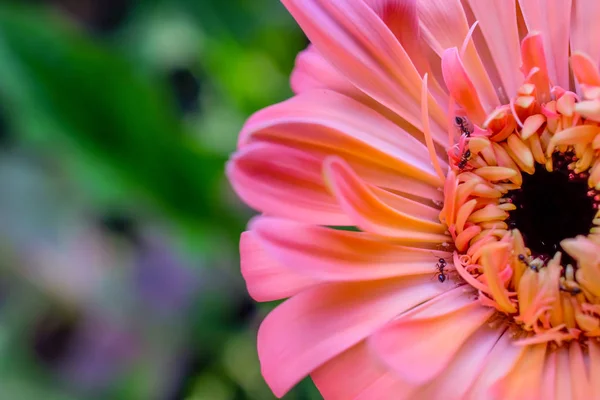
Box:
[0,0,319,399]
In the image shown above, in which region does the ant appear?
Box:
[450,117,474,171]
[518,254,538,272]
[454,116,473,137]
[449,131,473,171]
[435,257,448,283]
[457,149,471,170]
[559,282,582,295]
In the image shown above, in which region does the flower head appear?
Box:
[228,0,600,398]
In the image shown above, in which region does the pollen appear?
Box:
[443,49,600,346]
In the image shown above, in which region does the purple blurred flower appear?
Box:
[60,315,138,391]
[134,234,199,314]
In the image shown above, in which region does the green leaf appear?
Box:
[0,4,242,234]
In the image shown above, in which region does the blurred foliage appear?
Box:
[0,0,316,399]
[0,3,234,237]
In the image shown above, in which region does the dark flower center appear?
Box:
[508,154,598,262]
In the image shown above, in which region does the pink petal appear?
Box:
[323,157,448,242]
[412,324,504,399]
[467,0,522,99]
[442,47,488,125]
[466,330,528,398]
[518,0,572,89]
[281,0,447,143]
[571,0,600,69]
[250,216,452,282]
[363,2,451,114]
[290,45,359,96]
[239,90,442,174]
[492,343,547,399]
[555,347,573,400]
[238,91,446,201]
[589,340,600,398]
[257,276,452,397]
[290,46,439,132]
[312,341,417,400]
[370,287,494,384]
[363,0,431,81]
[569,342,591,400]
[541,351,558,400]
[418,0,499,111]
[227,142,349,225]
[240,231,318,301]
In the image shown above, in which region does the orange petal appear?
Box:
[324,158,448,241]
[520,32,551,102]
[521,114,546,140]
[440,170,459,226]
[467,204,509,223]
[575,100,600,122]
[593,134,600,150]
[474,166,519,181]
[519,0,571,89]
[571,1,600,69]
[469,136,492,154]
[473,184,503,198]
[455,179,480,207]
[455,225,483,252]
[556,91,577,117]
[528,133,547,165]
[571,51,600,87]
[373,186,441,221]
[481,242,517,313]
[546,125,600,156]
[492,142,523,186]
[507,133,535,172]
[455,199,477,234]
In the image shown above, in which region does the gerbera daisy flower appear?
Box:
[227,0,600,398]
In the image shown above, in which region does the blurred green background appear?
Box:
[0,0,318,399]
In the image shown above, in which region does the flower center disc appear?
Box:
[443,87,600,344]
[508,160,597,261]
